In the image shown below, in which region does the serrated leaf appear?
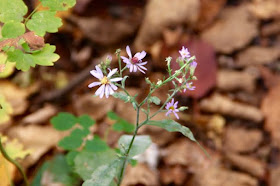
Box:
[85,135,109,152]
[74,149,116,180]
[1,21,25,38]
[0,94,13,124]
[147,120,196,141]
[40,0,76,11]
[51,112,77,131]
[0,0,28,23]
[112,92,130,102]
[4,138,32,160]
[7,49,36,71]
[78,115,95,129]
[58,128,87,150]
[149,96,161,105]
[32,44,59,66]
[107,111,119,120]
[26,10,62,36]
[118,135,151,157]
[66,151,78,167]
[83,160,120,186]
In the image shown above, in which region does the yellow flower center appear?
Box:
[169,106,174,110]
[101,76,109,85]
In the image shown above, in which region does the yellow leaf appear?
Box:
[0,94,13,124]
[0,153,15,186]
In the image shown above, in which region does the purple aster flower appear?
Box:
[165,98,179,119]
[184,82,196,92]
[190,61,197,75]
[88,66,123,98]
[121,45,147,74]
[179,46,191,59]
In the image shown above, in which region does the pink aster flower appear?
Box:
[165,98,179,119]
[184,82,196,92]
[179,46,191,59]
[88,66,122,98]
[121,45,147,74]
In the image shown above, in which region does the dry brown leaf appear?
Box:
[190,166,258,186]
[236,46,280,67]
[200,93,264,122]
[225,153,266,178]
[259,66,280,89]
[73,93,115,121]
[134,0,200,50]
[261,20,280,36]
[217,69,257,93]
[0,154,16,186]
[196,0,226,30]
[121,163,159,186]
[261,83,280,148]
[223,126,263,153]
[160,165,187,185]
[7,125,64,167]
[22,104,57,124]
[249,0,280,20]
[201,5,258,54]
[270,166,280,186]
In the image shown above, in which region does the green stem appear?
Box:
[0,137,29,186]
[117,52,122,77]
[24,3,41,25]
[117,106,140,186]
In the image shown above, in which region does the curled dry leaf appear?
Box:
[217,69,257,93]
[134,0,200,50]
[122,163,159,186]
[225,153,266,178]
[223,126,263,153]
[200,93,264,122]
[249,0,280,20]
[201,5,258,54]
[261,83,280,148]
[195,0,226,30]
[236,46,280,67]
[190,166,258,186]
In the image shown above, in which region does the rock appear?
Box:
[201,5,258,54]
[224,126,263,153]
[236,46,280,67]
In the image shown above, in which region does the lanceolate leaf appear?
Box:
[147,119,196,141]
[118,135,151,157]
[26,10,62,36]
[40,0,76,11]
[0,0,27,23]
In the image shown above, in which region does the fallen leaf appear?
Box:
[201,5,258,54]
[249,0,280,20]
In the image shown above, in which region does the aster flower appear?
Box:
[121,45,147,74]
[88,66,122,98]
[179,46,191,59]
[165,98,179,119]
[184,82,196,92]
[190,61,197,76]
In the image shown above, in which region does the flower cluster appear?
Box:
[88,45,197,119]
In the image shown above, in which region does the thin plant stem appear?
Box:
[117,105,140,186]
[0,137,29,186]
[24,3,41,25]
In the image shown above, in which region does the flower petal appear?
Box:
[126,45,132,59]
[110,77,123,82]
[135,51,146,60]
[88,82,101,88]
[107,68,118,78]
[95,84,105,97]
[105,85,110,98]
[173,111,179,119]
[110,83,117,90]
[90,70,103,79]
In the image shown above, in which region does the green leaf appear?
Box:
[7,49,36,71]
[0,94,13,124]
[83,160,120,186]
[112,92,130,102]
[31,44,60,66]
[112,119,134,133]
[51,112,77,131]
[58,128,87,150]
[147,120,196,141]
[78,115,95,129]
[85,135,109,152]
[66,151,78,167]
[107,111,119,120]
[26,10,62,36]
[149,96,161,105]
[74,149,116,180]
[40,0,76,11]
[32,154,80,186]
[1,21,25,38]
[118,135,151,157]
[0,0,27,23]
